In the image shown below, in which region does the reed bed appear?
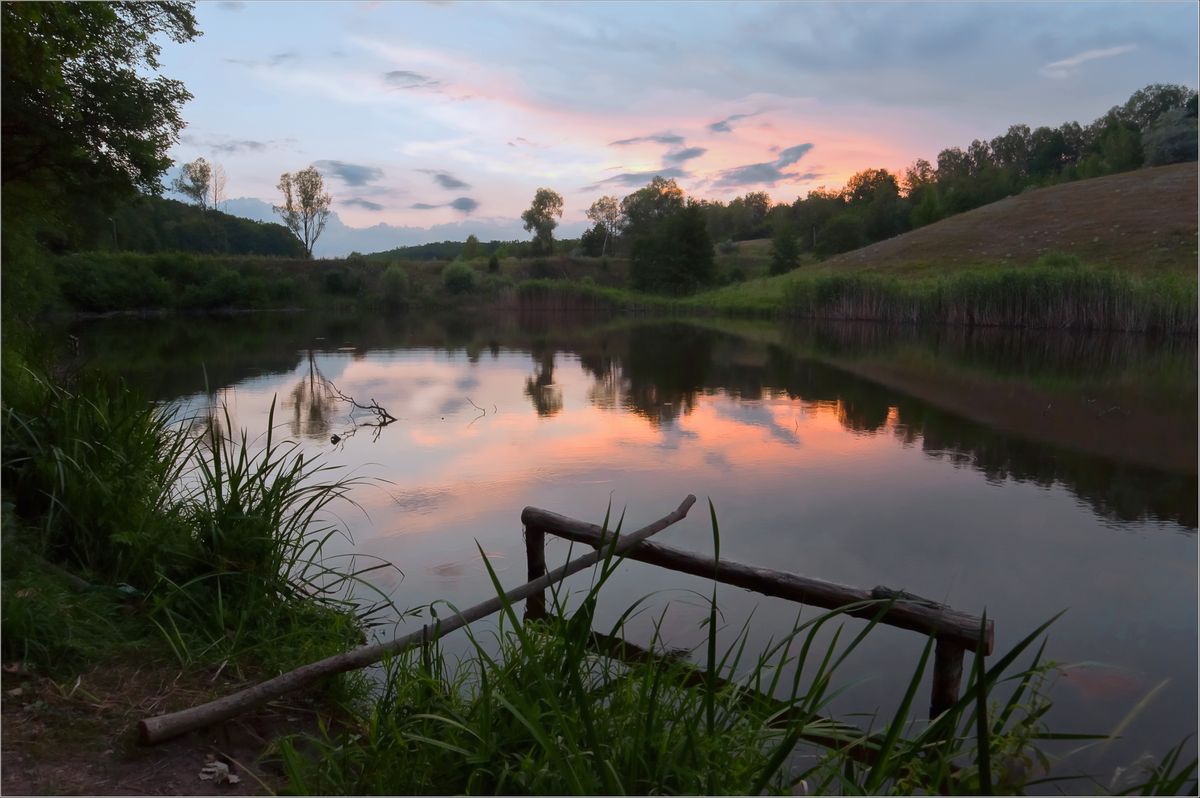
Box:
[780,265,1196,333]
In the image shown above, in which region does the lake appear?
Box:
[71,309,1196,784]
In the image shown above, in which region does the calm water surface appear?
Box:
[77,310,1196,783]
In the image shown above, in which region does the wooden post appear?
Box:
[930,640,965,720]
[524,525,546,621]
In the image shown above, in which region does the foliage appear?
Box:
[442,261,477,294]
[521,188,564,255]
[630,202,715,294]
[275,166,332,257]
[172,157,212,209]
[381,264,410,308]
[0,357,388,677]
[585,195,621,255]
[79,195,304,257]
[1,1,198,223]
[1142,108,1199,167]
[487,253,501,273]
[816,213,866,257]
[770,222,801,275]
[579,223,608,257]
[463,234,481,260]
[619,176,686,248]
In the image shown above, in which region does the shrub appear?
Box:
[487,253,500,273]
[442,261,476,294]
[529,258,558,279]
[816,213,866,257]
[381,264,410,308]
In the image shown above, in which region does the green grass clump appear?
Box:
[1,352,391,680]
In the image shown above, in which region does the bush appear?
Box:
[381,264,409,308]
[442,261,476,294]
[718,239,738,255]
[487,253,500,273]
[323,267,363,297]
[529,258,557,280]
[629,204,715,295]
[816,213,866,257]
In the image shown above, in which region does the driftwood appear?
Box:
[139,494,696,745]
[522,506,993,655]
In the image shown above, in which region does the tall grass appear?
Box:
[276,507,1195,795]
[778,263,1197,333]
[1,355,394,679]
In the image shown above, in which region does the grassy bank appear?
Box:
[40,249,1197,333]
[689,256,1197,332]
[1,349,383,681]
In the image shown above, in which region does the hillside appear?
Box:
[819,162,1197,275]
[77,195,305,258]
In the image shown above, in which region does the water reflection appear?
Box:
[283,352,339,441]
[68,309,1196,775]
[74,311,1196,531]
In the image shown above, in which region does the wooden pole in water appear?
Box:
[139,495,696,745]
[523,525,546,621]
[930,640,966,720]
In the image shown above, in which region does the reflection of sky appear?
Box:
[174,345,1196,773]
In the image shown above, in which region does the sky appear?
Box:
[161,0,1198,234]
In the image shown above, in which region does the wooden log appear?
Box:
[139,495,696,745]
[521,507,993,654]
[523,525,546,621]
[930,640,965,720]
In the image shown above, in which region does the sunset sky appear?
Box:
[162,0,1198,231]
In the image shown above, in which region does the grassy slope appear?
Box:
[693,162,1198,312]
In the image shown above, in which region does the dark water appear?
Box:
[72,310,1196,785]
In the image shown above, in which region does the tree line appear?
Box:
[525,82,1197,292]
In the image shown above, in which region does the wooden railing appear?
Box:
[522,504,994,721]
[139,493,991,749]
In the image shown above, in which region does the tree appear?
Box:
[770,221,800,275]
[815,213,865,257]
[463,233,481,260]
[210,162,228,210]
[1,1,198,249]
[1119,84,1198,132]
[1142,108,1199,167]
[579,223,607,257]
[173,157,211,209]
[585,195,621,255]
[619,177,685,246]
[275,166,332,258]
[521,188,563,255]
[630,201,714,294]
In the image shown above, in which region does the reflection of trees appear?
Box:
[579,351,620,409]
[571,324,1196,529]
[282,351,339,440]
[524,349,562,418]
[619,323,714,426]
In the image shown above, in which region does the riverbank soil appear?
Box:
[1,661,329,795]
